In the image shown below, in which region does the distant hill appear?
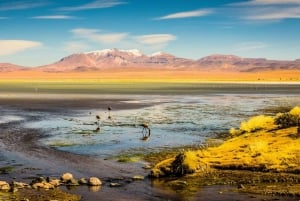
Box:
[0,63,25,72]
[1,48,300,73]
[196,54,300,72]
[36,48,193,72]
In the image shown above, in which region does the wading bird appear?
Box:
[108,106,112,119]
[96,115,100,127]
[140,123,151,141]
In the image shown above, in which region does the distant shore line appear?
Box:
[1,81,300,95]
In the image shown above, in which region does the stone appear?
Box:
[132,175,144,180]
[0,181,10,191]
[110,182,122,187]
[78,178,88,185]
[49,179,60,187]
[12,181,30,189]
[88,177,102,186]
[32,182,54,190]
[67,178,79,186]
[31,177,47,185]
[143,164,152,169]
[61,173,73,183]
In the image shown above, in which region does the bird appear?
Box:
[96,115,100,126]
[107,106,112,119]
[140,123,151,140]
[94,126,100,133]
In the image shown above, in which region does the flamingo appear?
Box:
[96,115,100,126]
[140,123,151,140]
[108,106,112,119]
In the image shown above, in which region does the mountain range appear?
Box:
[1,48,300,72]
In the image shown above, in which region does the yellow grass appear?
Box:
[290,106,300,116]
[152,126,300,177]
[151,107,300,177]
[239,115,275,133]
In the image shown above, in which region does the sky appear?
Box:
[0,0,300,67]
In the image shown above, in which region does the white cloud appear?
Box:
[0,0,48,11]
[0,40,42,56]
[136,34,176,45]
[235,0,300,5]
[59,0,126,11]
[156,9,213,20]
[245,7,300,20]
[71,28,128,44]
[32,15,75,19]
[235,41,267,51]
[231,0,300,21]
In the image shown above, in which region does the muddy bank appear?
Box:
[0,97,172,201]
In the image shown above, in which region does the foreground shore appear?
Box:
[0,93,299,200]
[151,107,300,197]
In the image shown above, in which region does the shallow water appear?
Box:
[24,93,300,159]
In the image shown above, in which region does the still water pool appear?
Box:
[25,94,300,158]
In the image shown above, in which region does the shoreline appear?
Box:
[0,82,300,96]
[0,95,299,200]
[150,107,300,199]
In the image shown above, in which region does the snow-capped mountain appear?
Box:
[38,48,193,72]
[2,48,300,72]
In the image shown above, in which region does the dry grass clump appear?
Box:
[275,106,300,128]
[290,106,300,116]
[230,106,300,136]
[240,115,274,133]
[230,115,275,136]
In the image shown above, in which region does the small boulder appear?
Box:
[31,177,47,185]
[88,177,102,186]
[110,182,122,187]
[61,173,73,183]
[132,175,144,180]
[12,181,30,189]
[0,181,10,191]
[67,178,79,186]
[49,179,60,187]
[78,178,88,185]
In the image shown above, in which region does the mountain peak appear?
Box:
[201,54,242,60]
[150,51,175,58]
[85,48,144,57]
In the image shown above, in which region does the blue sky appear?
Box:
[0,0,300,66]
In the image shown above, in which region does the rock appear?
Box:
[49,179,60,187]
[79,178,88,185]
[110,182,122,187]
[67,178,79,186]
[32,182,54,190]
[61,173,73,183]
[88,177,102,186]
[132,175,144,180]
[12,181,30,189]
[31,177,47,185]
[143,164,152,169]
[0,181,10,191]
